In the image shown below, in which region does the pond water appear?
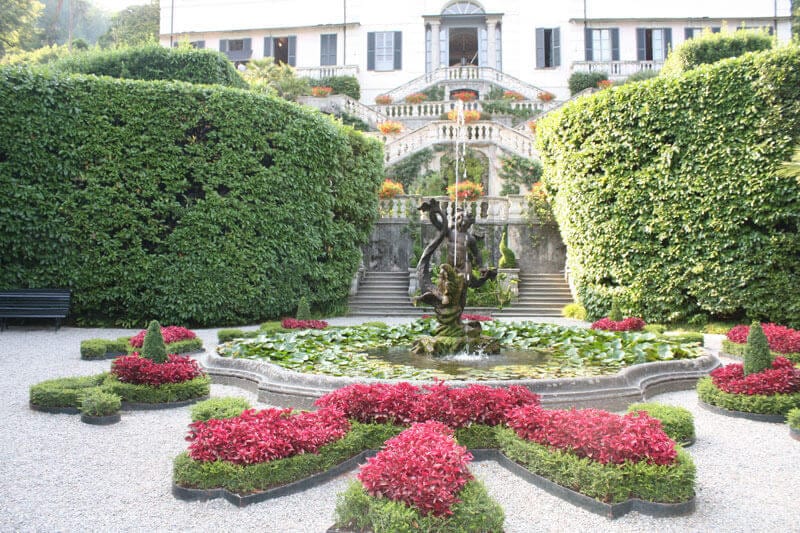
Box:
[370,346,553,378]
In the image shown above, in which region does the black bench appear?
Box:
[0,289,71,331]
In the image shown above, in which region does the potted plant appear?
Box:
[502,90,525,101]
[447,109,481,123]
[404,92,427,104]
[452,91,477,102]
[310,86,333,97]
[375,94,392,105]
[538,91,555,102]
[377,121,403,135]
[79,389,122,425]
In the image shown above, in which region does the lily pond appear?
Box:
[217,319,705,381]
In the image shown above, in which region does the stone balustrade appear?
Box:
[379,195,530,224]
[571,60,662,80]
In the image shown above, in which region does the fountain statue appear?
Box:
[411,198,499,356]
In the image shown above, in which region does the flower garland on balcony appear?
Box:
[447,109,480,123]
[502,90,525,101]
[451,91,477,102]
[404,92,427,104]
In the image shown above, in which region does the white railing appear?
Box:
[341,96,388,128]
[383,66,552,102]
[379,195,529,224]
[513,87,599,133]
[298,94,388,129]
[371,120,536,166]
[294,65,359,79]
[570,60,663,80]
[377,99,551,120]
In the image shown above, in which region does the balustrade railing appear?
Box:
[295,65,359,79]
[570,60,662,79]
[377,99,549,120]
[378,195,529,224]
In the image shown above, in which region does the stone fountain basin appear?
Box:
[203,349,721,411]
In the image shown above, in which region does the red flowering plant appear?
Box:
[447,180,484,201]
[502,90,524,101]
[506,405,677,466]
[710,357,800,395]
[315,381,540,427]
[404,92,427,104]
[527,120,537,134]
[186,407,350,465]
[311,86,333,97]
[375,94,393,105]
[597,79,613,89]
[129,325,196,348]
[357,421,473,516]
[591,317,646,332]
[112,354,205,386]
[451,91,477,102]
[281,318,328,330]
[538,91,555,102]
[726,323,800,354]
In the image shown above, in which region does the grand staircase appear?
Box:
[495,273,573,317]
[347,271,421,317]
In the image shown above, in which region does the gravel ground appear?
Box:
[1,318,798,532]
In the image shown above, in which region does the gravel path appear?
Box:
[1,319,797,532]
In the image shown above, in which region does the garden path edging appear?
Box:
[121,395,209,411]
[698,400,788,423]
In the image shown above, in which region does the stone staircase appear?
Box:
[494,273,574,317]
[347,271,421,317]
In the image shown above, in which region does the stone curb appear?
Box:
[698,400,788,423]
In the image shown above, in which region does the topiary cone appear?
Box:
[141,320,167,364]
[296,296,311,320]
[498,230,517,269]
[743,321,772,376]
[609,299,623,322]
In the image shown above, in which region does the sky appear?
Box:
[92,0,150,14]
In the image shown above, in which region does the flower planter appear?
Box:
[81,412,121,425]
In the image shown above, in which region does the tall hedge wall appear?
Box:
[0,67,383,326]
[52,44,248,89]
[536,47,800,327]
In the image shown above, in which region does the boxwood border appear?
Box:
[721,339,800,364]
[696,376,800,419]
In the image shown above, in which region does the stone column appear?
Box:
[486,18,497,69]
[430,21,441,71]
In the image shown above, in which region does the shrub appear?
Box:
[451,91,476,102]
[661,28,773,76]
[281,318,328,330]
[105,374,210,403]
[130,325,197,348]
[141,320,167,363]
[561,303,587,320]
[788,408,800,430]
[378,179,404,199]
[316,76,360,100]
[190,397,251,422]
[357,421,473,516]
[744,321,772,375]
[405,92,427,104]
[727,323,800,354]
[375,94,392,104]
[52,44,247,88]
[591,317,646,332]
[643,324,667,335]
[697,376,800,415]
[506,405,677,465]
[447,181,484,201]
[80,339,109,360]
[79,389,121,416]
[187,407,350,465]
[336,479,503,533]
[624,70,658,83]
[294,297,311,320]
[112,354,205,386]
[310,86,332,97]
[161,338,204,354]
[538,48,800,327]
[498,230,517,269]
[710,357,800,395]
[568,71,607,95]
[29,374,108,409]
[627,403,695,444]
[217,329,259,343]
[0,67,383,326]
[377,121,403,134]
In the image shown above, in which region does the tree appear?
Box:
[0,0,43,57]
[98,0,158,48]
[141,320,167,364]
[743,322,772,376]
[241,56,310,101]
[29,0,109,48]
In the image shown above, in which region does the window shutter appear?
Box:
[611,28,620,61]
[195,40,205,49]
[636,28,646,61]
[288,35,296,66]
[219,39,228,52]
[367,32,375,71]
[663,28,672,57]
[243,38,252,53]
[684,28,693,40]
[535,28,545,68]
[584,28,593,61]
[440,28,448,67]
[264,37,273,58]
[712,27,721,33]
[553,27,561,67]
[393,31,402,70]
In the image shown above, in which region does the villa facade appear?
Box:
[159,0,792,102]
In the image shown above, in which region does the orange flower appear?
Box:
[311,86,333,97]
[447,181,484,201]
[375,95,393,105]
[538,91,554,102]
[378,121,403,134]
[379,179,405,199]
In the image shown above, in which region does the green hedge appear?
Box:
[105,375,210,403]
[788,408,800,430]
[627,402,695,444]
[0,67,383,326]
[697,376,800,415]
[29,374,109,409]
[537,48,800,327]
[190,397,251,422]
[316,75,360,100]
[51,44,248,88]
[721,339,800,364]
[661,29,773,76]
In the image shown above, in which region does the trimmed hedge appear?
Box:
[537,47,800,327]
[51,44,248,88]
[496,427,695,504]
[29,374,109,409]
[661,29,773,76]
[788,408,800,430]
[106,374,210,404]
[335,480,504,533]
[190,397,251,422]
[697,376,800,415]
[722,339,800,364]
[316,75,360,100]
[0,67,384,326]
[627,402,695,444]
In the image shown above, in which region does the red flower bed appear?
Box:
[358,421,473,516]
[506,405,677,466]
[726,323,800,354]
[129,325,196,348]
[710,357,800,395]
[281,318,329,330]
[187,407,349,465]
[315,381,540,428]
[591,317,646,332]
[112,354,205,386]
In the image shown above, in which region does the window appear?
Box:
[263,36,296,66]
[320,34,337,66]
[684,27,720,39]
[442,1,484,15]
[219,38,252,61]
[584,28,619,61]
[367,31,402,71]
[636,28,672,61]
[189,40,205,49]
[535,27,560,68]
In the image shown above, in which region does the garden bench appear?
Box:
[0,289,71,331]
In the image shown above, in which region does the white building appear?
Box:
[160,0,792,102]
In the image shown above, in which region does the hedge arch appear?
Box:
[536,47,800,326]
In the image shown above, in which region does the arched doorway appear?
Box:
[425,1,502,72]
